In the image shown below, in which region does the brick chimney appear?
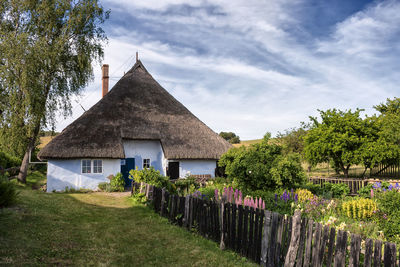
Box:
[101,64,109,98]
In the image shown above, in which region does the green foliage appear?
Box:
[358,183,374,198]
[303,109,378,177]
[323,183,350,198]
[197,187,216,200]
[219,131,240,144]
[0,151,21,169]
[129,167,176,194]
[219,133,306,192]
[130,192,147,204]
[0,0,109,179]
[0,174,18,207]
[300,183,325,195]
[375,190,400,242]
[110,173,125,192]
[174,177,199,195]
[98,182,112,192]
[63,187,92,193]
[276,126,308,154]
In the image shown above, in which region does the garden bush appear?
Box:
[358,183,374,198]
[218,133,306,192]
[323,183,349,198]
[300,182,324,195]
[0,151,21,170]
[0,174,18,207]
[98,182,112,192]
[129,167,176,194]
[110,173,125,192]
[375,190,400,242]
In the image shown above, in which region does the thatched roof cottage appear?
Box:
[38,59,231,192]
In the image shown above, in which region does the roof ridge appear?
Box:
[126,60,149,74]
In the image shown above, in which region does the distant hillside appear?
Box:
[38,136,57,149]
[232,139,263,147]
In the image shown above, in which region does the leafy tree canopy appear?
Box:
[303,109,375,177]
[276,126,308,155]
[219,131,240,144]
[0,0,109,182]
[219,133,306,192]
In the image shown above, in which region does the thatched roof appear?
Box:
[38,61,231,160]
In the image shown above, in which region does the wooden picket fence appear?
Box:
[309,177,369,195]
[134,182,399,266]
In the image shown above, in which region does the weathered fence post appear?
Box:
[219,196,226,250]
[363,238,373,267]
[384,242,396,267]
[160,188,166,216]
[140,182,145,194]
[349,234,361,267]
[374,240,382,267]
[284,210,301,267]
[183,195,190,228]
[261,210,272,266]
[333,230,348,267]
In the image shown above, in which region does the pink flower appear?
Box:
[214,189,219,201]
[371,189,374,198]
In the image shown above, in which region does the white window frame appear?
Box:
[143,158,151,169]
[81,159,92,174]
[93,159,103,174]
[81,159,103,174]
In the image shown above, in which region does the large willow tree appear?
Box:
[0,0,109,182]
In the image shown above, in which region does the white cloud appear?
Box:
[54,0,400,140]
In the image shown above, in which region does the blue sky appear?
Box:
[57,0,400,140]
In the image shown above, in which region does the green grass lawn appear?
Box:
[0,175,255,266]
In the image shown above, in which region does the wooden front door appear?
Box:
[168,162,179,180]
[121,158,135,187]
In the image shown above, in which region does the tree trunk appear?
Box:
[343,165,350,178]
[17,122,40,183]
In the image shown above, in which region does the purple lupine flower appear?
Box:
[383,188,386,192]
[230,187,234,203]
[396,183,400,189]
[214,188,219,201]
[239,190,242,205]
[234,189,238,202]
[388,184,393,191]
[258,197,262,209]
[274,194,278,202]
[291,188,294,199]
[224,187,228,199]
[294,194,298,203]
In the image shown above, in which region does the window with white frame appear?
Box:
[82,160,91,173]
[93,160,103,173]
[143,158,150,169]
[81,159,103,174]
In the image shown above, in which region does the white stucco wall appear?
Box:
[178,160,217,178]
[46,159,120,192]
[123,140,166,175]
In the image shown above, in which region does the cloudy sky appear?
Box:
[56,0,400,140]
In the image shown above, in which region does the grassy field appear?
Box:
[0,173,255,266]
[232,139,262,147]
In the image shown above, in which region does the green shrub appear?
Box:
[0,151,21,169]
[375,190,400,242]
[324,183,349,198]
[110,173,125,192]
[358,183,374,198]
[174,177,199,195]
[218,133,306,192]
[0,174,18,207]
[98,182,112,192]
[129,167,176,194]
[300,183,324,195]
[131,192,147,204]
[197,187,216,200]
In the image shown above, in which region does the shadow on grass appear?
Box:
[0,189,254,267]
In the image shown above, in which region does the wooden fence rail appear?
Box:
[134,182,398,266]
